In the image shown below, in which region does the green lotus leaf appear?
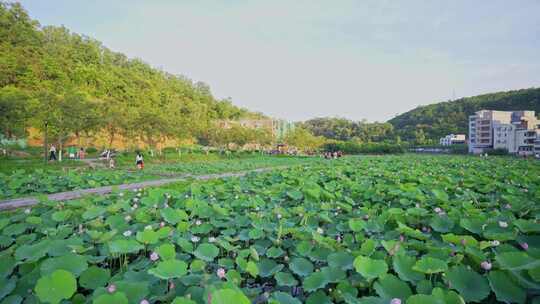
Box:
[274,272,298,287]
[108,239,143,254]
[115,281,149,304]
[14,239,50,262]
[246,261,259,278]
[92,292,128,304]
[413,257,448,274]
[35,270,77,304]
[496,251,540,270]
[172,297,197,304]
[373,274,413,300]
[51,210,72,222]
[514,219,540,233]
[320,266,346,283]
[431,287,466,304]
[148,259,188,279]
[289,257,314,277]
[287,190,303,201]
[0,277,16,301]
[488,270,526,304]
[266,246,285,258]
[349,219,366,232]
[248,228,264,239]
[190,259,206,272]
[327,252,354,270]
[257,258,284,277]
[406,294,445,304]
[156,243,176,260]
[136,230,160,245]
[40,254,88,277]
[271,291,301,304]
[306,290,332,304]
[303,271,328,292]
[393,254,424,282]
[161,208,188,225]
[430,215,454,233]
[79,266,110,290]
[211,289,250,304]
[193,243,219,261]
[82,206,106,220]
[0,256,16,279]
[446,265,490,302]
[354,256,388,279]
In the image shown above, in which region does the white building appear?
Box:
[439,134,466,146]
[469,110,540,154]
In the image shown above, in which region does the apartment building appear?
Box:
[439,134,466,146]
[468,110,540,154]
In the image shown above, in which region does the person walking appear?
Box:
[78,147,85,159]
[49,145,57,161]
[136,152,144,170]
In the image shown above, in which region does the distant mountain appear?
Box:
[388,88,540,142]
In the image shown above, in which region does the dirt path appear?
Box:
[0,167,281,211]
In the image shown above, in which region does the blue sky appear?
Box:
[18,0,540,122]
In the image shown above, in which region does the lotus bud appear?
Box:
[491,240,500,246]
[150,252,159,261]
[317,227,324,234]
[390,299,402,304]
[277,214,282,219]
[107,284,116,293]
[140,300,149,304]
[480,261,492,271]
[195,220,202,226]
[520,242,529,250]
[160,221,165,228]
[498,221,508,228]
[123,230,132,237]
[216,268,226,279]
[24,208,31,214]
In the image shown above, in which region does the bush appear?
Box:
[85,147,97,154]
[162,147,177,154]
[323,141,405,154]
[484,148,509,156]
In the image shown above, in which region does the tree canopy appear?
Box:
[0,2,262,148]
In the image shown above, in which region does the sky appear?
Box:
[18,0,540,122]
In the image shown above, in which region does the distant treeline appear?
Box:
[388,88,540,142]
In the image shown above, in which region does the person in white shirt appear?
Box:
[49,145,57,161]
[136,152,144,169]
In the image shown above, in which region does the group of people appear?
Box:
[323,151,343,159]
[48,145,85,161]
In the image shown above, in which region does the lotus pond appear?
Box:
[0,156,319,200]
[0,155,539,304]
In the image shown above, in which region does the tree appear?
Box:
[284,127,325,152]
[0,86,31,138]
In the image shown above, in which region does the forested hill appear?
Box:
[0,2,263,146]
[388,88,540,142]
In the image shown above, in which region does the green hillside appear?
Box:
[388,87,540,142]
[0,2,263,146]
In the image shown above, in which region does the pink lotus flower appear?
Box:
[140,300,149,304]
[434,207,442,213]
[520,242,529,250]
[216,268,226,279]
[107,284,116,293]
[390,298,401,304]
[481,261,492,271]
[160,221,165,228]
[150,252,159,261]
